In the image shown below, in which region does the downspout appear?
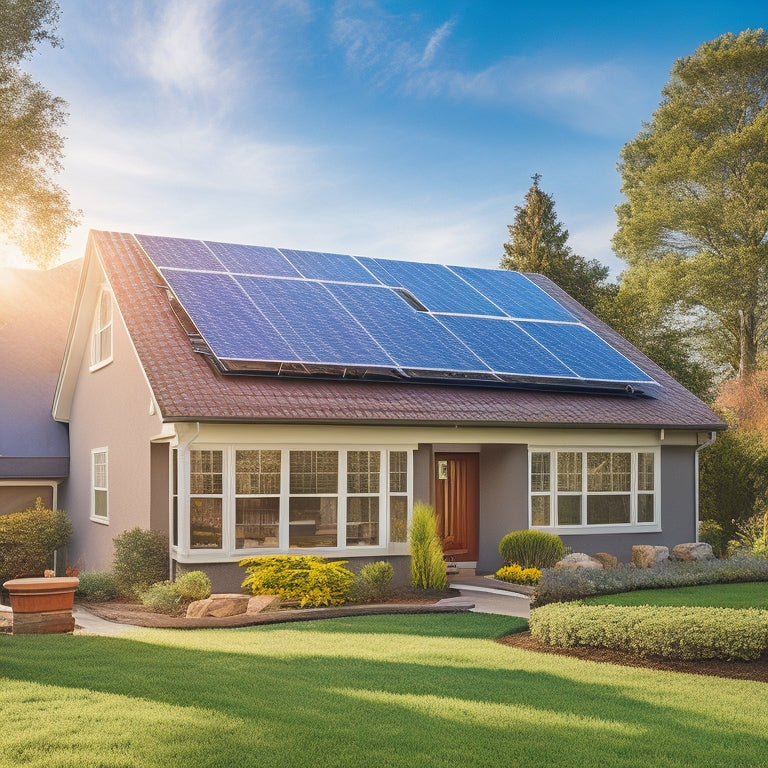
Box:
[694,431,717,542]
[170,422,200,579]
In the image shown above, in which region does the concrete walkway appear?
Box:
[447,575,532,618]
[73,605,141,637]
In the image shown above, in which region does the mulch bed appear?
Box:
[499,631,768,683]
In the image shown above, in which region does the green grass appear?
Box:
[1,613,767,768]
[584,581,768,609]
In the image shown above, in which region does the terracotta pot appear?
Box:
[3,577,80,613]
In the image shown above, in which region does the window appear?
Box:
[289,450,338,547]
[235,450,280,549]
[190,449,223,549]
[346,451,380,546]
[90,289,113,369]
[91,449,108,523]
[388,451,409,542]
[530,449,658,530]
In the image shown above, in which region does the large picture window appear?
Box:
[530,449,658,531]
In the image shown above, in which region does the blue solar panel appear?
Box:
[137,235,223,271]
[437,315,576,377]
[517,321,654,382]
[450,266,576,322]
[235,276,395,367]
[161,270,298,362]
[205,241,300,277]
[279,249,375,283]
[363,259,505,316]
[324,283,490,372]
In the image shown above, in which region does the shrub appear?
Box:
[239,555,355,607]
[727,513,768,559]
[357,561,394,601]
[495,564,542,585]
[112,527,169,598]
[698,519,728,558]
[0,498,72,584]
[498,530,565,569]
[140,581,184,614]
[533,556,768,606]
[76,570,120,602]
[529,602,768,661]
[409,503,447,590]
[175,570,212,601]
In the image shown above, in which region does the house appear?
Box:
[52,231,724,590]
[0,260,80,517]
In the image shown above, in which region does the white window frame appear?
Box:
[176,444,413,561]
[90,447,109,524]
[90,287,113,371]
[528,447,661,534]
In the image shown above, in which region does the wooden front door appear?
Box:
[434,453,479,561]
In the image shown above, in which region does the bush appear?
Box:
[140,581,184,614]
[533,557,768,606]
[529,602,768,661]
[76,570,120,602]
[498,530,565,570]
[727,513,768,559]
[175,570,212,601]
[409,503,447,590]
[357,561,394,601]
[0,498,72,584]
[495,564,542,585]
[112,527,169,598]
[239,555,355,607]
[699,519,728,558]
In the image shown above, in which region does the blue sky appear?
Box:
[6,0,766,273]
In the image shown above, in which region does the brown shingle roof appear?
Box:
[92,230,724,430]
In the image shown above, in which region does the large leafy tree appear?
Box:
[0,0,79,268]
[501,174,614,314]
[614,29,768,380]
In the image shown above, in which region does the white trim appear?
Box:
[90,447,109,524]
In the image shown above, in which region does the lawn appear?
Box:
[1,613,767,768]
[584,581,768,609]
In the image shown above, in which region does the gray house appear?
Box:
[53,231,724,590]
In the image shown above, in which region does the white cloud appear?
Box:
[420,20,454,67]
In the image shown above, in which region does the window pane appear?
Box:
[93,452,107,488]
[638,453,654,491]
[190,450,223,494]
[557,495,581,525]
[389,496,408,542]
[531,494,550,526]
[557,452,582,492]
[587,453,630,492]
[587,495,630,524]
[94,489,108,518]
[235,498,280,548]
[190,498,222,548]
[346,497,379,545]
[289,497,338,547]
[347,451,380,494]
[290,451,338,494]
[638,493,655,523]
[530,453,550,492]
[236,450,281,494]
[389,451,408,493]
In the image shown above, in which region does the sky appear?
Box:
[4,0,766,274]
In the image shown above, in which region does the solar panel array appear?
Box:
[136,234,656,391]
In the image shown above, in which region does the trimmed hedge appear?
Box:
[529,602,768,661]
[534,557,768,606]
[76,570,120,602]
[498,530,564,570]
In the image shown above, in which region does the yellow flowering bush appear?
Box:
[494,563,542,585]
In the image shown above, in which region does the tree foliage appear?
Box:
[0,0,79,268]
[614,29,768,379]
[501,174,615,314]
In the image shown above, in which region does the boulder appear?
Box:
[632,545,669,569]
[592,552,618,569]
[186,593,251,618]
[671,542,714,562]
[246,595,281,614]
[555,553,603,569]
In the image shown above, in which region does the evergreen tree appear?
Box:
[501,174,613,314]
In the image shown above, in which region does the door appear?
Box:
[434,453,479,561]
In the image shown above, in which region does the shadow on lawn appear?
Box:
[1,617,766,768]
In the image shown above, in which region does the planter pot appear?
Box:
[3,577,80,613]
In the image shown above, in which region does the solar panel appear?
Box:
[205,241,300,277]
[449,266,576,322]
[137,235,223,271]
[279,249,375,283]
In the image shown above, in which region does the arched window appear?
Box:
[90,288,113,369]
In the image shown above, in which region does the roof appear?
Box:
[64,231,725,430]
[0,259,81,478]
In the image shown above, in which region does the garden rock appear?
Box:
[671,542,714,561]
[246,595,281,614]
[555,553,603,569]
[592,552,618,569]
[632,545,669,568]
[186,594,251,618]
